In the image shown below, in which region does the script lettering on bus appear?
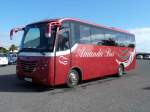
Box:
[77,48,114,58]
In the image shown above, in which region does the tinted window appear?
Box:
[70,22,77,46]
[21,24,56,52]
[115,33,135,48]
[122,34,128,47]
[91,28,117,46]
[61,22,70,29]
[57,22,70,51]
[69,21,135,48]
[23,28,40,48]
[104,30,116,46]
[91,27,105,45]
[79,25,91,44]
[127,35,135,48]
[57,31,69,51]
[115,33,127,47]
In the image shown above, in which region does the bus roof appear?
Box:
[27,18,60,26]
[27,18,134,35]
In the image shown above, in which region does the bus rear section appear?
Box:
[10,18,136,87]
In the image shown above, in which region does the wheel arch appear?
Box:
[71,66,82,83]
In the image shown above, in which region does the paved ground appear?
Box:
[0,60,150,112]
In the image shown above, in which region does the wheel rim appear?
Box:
[119,66,123,76]
[68,71,78,87]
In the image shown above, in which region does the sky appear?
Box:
[0,0,150,52]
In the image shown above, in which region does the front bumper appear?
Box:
[0,61,8,65]
[16,57,50,85]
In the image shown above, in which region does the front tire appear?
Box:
[67,70,79,88]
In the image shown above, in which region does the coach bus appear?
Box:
[10,18,136,88]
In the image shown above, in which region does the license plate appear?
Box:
[24,77,32,82]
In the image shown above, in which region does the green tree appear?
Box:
[9,44,17,53]
[0,47,8,53]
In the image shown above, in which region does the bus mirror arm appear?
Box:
[10,27,24,40]
[45,22,61,38]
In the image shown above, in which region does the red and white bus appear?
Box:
[10,18,136,87]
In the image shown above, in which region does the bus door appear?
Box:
[54,28,71,85]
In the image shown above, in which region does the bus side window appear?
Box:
[128,35,135,48]
[79,24,91,44]
[57,31,70,51]
[104,30,116,46]
[115,33,126,47]
[91,27,105,45]
[70,22,77,46]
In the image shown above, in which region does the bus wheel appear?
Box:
[67,69,79,88]
[117,64,124,77]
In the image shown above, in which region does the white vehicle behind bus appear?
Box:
[0,54,8,66]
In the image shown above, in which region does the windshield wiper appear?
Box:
[39,51,45,56]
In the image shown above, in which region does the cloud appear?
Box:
[129,27,150,53]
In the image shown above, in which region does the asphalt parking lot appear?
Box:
[0,60,150,112]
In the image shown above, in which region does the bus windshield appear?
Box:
[21,23,56,52]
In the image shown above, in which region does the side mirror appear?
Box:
[10,29,16,40]
[10,27,24,40]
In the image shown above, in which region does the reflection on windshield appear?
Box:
[21,24,56,52]
[23,28,40,48]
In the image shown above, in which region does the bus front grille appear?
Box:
[20,60,37,73]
